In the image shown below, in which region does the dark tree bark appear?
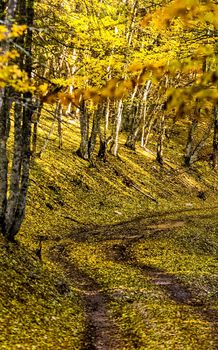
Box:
[77,102,104,163]
[184,119,198,167]
[0,88,10,233]
[125,98,140,150]
[0,0,35,240]
[98,138,107,161]
[77,100,89,160]
[184,117,212,168]
[88,105,102,162]
[212,105,218,170]
[97,100,112,162]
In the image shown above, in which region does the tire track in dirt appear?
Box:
[109,238,218,347]
[68,209,218,243]
[49,245,123,350]
[50,214,217,348]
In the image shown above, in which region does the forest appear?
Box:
[0,0,218,349]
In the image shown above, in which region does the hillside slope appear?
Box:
[0,115,217,349]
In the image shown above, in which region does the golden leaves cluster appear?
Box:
[0,24,32,92]
[142,0,218,29]
[0,24,27,40]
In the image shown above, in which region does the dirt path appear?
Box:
[50,213,217,349]
[109,238,218,346]
[110,241,198,305]
[68,208,218,243]
[49,246,123,350]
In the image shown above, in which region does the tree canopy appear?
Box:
[0,0,218,238]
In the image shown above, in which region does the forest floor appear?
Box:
[0,117,218,349]
[47,207,218,350]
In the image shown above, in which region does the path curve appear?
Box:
[109,239,218,345]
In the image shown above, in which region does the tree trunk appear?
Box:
[32,100,43,156]
[66,49,77,115]
[189,120,212,165]
[125,99,140,150]
[4,97,23,233]
[7,0,34,240]
[97,100,110,161]
[88,105,102,163]
[156,114,165,165]
[7,91,33,239]
[0,0,35,240]
[77,100,89,160]
[184,117,212,167]
[126,81,152,150]
[184,119,198,167]
[110,99,123,157]
[141,114,155,149]
[105,98,110,137]
[0,88,10,233]
[55,102,63,149]
[0,0,18,235]
[126,0,139,45]
[141,81,152,148]
[212,105,218,169]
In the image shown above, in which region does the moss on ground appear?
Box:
[132,217,218,305]
[0,237,84,349]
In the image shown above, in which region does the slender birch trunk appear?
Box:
[66,50,77,115]
[4,97,23,232]
[97,100,111,161]
[156,114,166,165]
[55,102,63,149]
[110,99,123,157]
[141,114,155,149]
[126,80,152,150]
[141,81,152,147]
[32,100,43,156]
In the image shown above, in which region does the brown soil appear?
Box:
[68,207,218,243]
[49,246,124,350]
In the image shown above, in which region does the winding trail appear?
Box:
[109,232,218,346]
[50,211,218,349]
[68,208,218,243]
[49,246,123,350]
